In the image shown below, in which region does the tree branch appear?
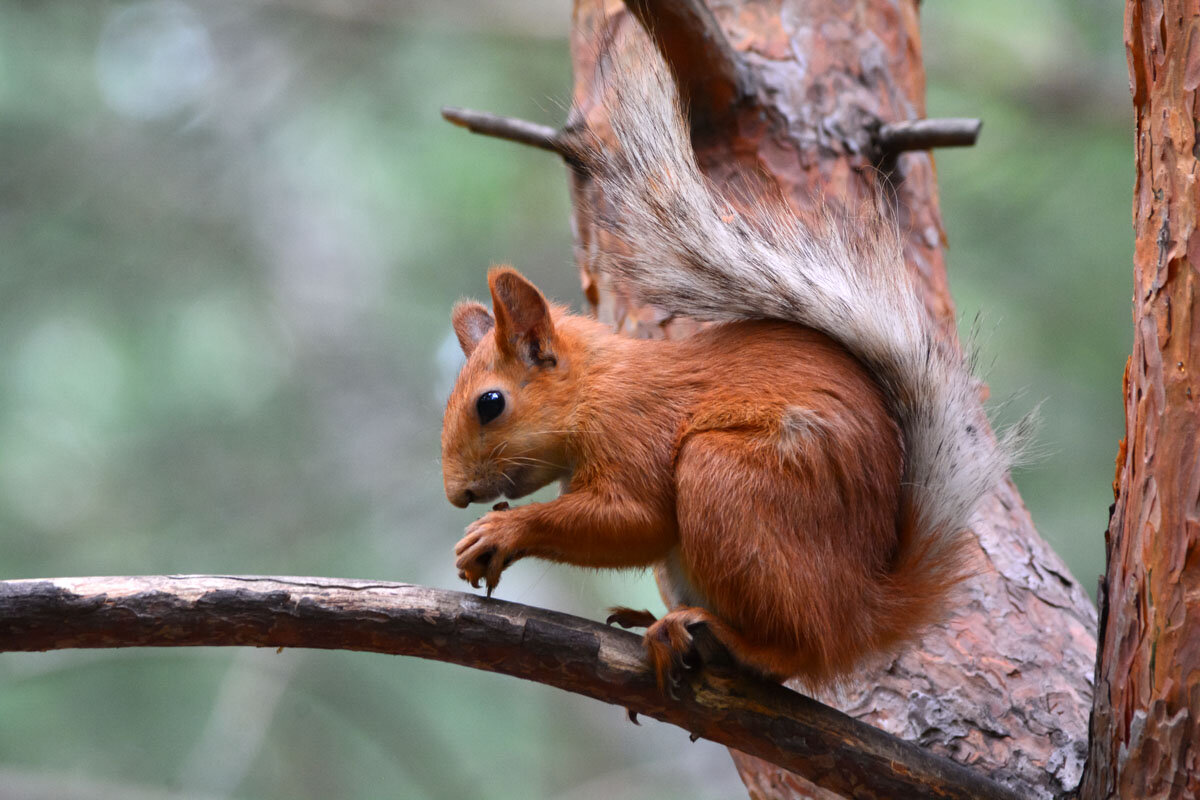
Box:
[877,118,983,153]
[0,575,1020,800]
[441,106,567,156]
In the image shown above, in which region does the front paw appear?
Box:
[454,512,524,596]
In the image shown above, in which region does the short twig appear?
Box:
[441,106,567,156]
[877,118,983,153]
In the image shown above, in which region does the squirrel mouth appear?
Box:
[500,464,559,501]
[501,467,538,500]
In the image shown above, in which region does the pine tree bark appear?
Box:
[565,2,1097,798]
[1081,3,1200,798]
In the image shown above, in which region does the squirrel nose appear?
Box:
[447,486,475,508]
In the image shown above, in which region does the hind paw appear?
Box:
[643,608,710,695]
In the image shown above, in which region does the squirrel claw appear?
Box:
[665,670,682,701]
[454,512,521,595]
[643,608,711,695]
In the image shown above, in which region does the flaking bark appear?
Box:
[1081,3,1200,798]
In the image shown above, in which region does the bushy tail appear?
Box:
[574,39,1029,616]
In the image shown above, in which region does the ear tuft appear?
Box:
[489,266,556,366]
[451,301,495,357]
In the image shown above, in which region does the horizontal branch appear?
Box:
[0,575,1020,800]
[441,106,567,156]
[877,118,983,153]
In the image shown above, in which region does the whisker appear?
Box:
[503,455,557,466]
[503,455,566,471]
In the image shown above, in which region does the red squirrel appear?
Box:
[440,38,1023,687]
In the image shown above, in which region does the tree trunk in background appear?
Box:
[1081,3,1200,798]
[566,2,1098,798]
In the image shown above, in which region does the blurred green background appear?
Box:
[0,1,1130,798]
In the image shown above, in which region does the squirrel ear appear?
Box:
[489,266,557,367]
[451,301,495,357]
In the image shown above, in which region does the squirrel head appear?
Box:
[441,266,577,508]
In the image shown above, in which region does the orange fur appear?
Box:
[441,266,957,686]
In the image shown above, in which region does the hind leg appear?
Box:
[670,427,900,683]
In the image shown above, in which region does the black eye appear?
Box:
[476,391,505,425]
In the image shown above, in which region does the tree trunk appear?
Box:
[1081,3,1200,798]
[565,2,1097,798]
